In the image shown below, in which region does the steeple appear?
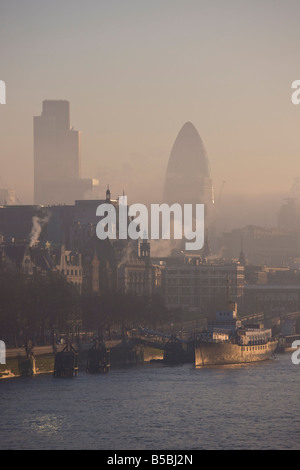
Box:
[140,237,150,259]
[238,235,246,266]
[106,185,111,202]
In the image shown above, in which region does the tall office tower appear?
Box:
[163,122,214,206]
[163,122,215,254]
[34,100,97,205]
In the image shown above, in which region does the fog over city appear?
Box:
[1,0,300,236]
[3,1,300,453]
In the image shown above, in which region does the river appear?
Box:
[0,352,299,450]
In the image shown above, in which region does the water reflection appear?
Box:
[25,414,63,436]
[0,354,299,450]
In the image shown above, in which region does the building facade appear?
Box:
[164,260,244,314]
[34,100,98,205]
[56,245,83,292]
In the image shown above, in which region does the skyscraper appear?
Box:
[34,100,98,205]
[163,122,215,255]
[163,122,214,206]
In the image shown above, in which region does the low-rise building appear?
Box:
[56,245,83,291]
[164,257,244,314]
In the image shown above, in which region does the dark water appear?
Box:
[0,353,299,450]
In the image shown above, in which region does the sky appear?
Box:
[1,0,300,229]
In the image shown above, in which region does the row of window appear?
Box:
[241,345,267,351]
[167,270,242,276]
[168,279,228,285]
[61,269,82,277]
[255,294,300,301]
[128,272,146,281]
[167,287,240,295]
[167,279,244,285]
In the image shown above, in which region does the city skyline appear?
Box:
[1,1,300,224]
[2,2,300,452]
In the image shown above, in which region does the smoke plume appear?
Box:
[29,214,50,247]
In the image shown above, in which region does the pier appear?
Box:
[86,339,110,373]
[53,341,79,378]
[17,340,36,377]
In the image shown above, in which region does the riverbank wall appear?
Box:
[0,340,164,379]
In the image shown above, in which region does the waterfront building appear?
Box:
[217,225,300,267]
[243,284,300,316]
[163,257,244,315]
[118,240,163,297]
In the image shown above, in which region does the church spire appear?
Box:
[106,185,111,202]
[238,234,246,265]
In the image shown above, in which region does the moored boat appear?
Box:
[195,301,278,367]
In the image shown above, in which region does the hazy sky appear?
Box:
[1,0,300,223]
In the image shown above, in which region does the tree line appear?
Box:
[0,262,174,347]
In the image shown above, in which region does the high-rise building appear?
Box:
[34,100,98,205]
[163,122,214,206]
[163,122,215,253]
